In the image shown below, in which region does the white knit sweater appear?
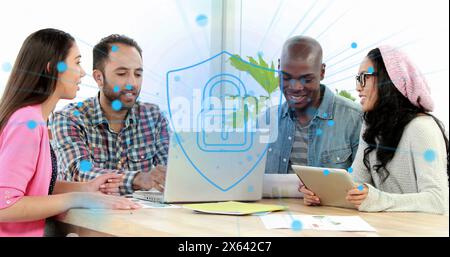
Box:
[351,116,449,215]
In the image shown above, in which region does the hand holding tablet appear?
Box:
[293,165,357,209]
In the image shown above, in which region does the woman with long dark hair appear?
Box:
[301,46,449,214]
[0,29,140,236]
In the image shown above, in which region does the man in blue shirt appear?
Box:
[265,36,362,174]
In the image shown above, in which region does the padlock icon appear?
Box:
[197,73,254,152]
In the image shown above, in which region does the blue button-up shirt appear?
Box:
[265,85,362,173]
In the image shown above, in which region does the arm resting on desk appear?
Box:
[0,194,74,222]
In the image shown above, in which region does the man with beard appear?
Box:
[265,36,362,175]
[50,35,168,195]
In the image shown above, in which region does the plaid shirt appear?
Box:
[50,94,169,194]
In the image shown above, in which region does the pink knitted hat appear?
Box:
[378,45,434,111]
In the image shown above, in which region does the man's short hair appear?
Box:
[93,34,142,71]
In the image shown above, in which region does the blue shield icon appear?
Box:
[166,51,283,192]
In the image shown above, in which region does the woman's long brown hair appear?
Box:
[0,28,74,133]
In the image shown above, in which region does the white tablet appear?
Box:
[292,165,356,209]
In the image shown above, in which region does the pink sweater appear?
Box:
[0,105,52,237]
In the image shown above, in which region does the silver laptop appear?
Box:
[134,131,268,203]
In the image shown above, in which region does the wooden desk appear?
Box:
[52,199,449,237]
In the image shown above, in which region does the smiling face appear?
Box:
[55,43,86,100]
[279,39,325,112]
[94,43,143,111]
[356,57,379,112]
[280,56,324,111]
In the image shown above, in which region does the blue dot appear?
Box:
[174,76,181,82]
[111,45,119,52]
[112,100,122,111]
[246,155,253,161]
[347,167,353,173]
[291,220,303,231]
[368,66,374,74]
[351,42,358,49]
[323,169,330,176]
[316,128,323,136]
[27,120,37,130]
[113,85,120,93]
[248,185,254,193]
[79,160,93,172]
[56,61,67,73]
[125,84,133,91]
[77,102,83,108]
[322,113,328,118]
[327,120,335,127]
[2,62,12,72]
[73,110,80,116]
[424,149,436,162]
[196,14,208,27]
[358,185,364,191]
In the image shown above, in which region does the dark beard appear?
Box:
[102,77,136,111]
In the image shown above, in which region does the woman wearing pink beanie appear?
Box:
[303,46,449,214]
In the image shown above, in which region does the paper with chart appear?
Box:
[260,214,376,232]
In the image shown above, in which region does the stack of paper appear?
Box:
[130,198,180,209]
[260,214,376,232]
[183,201,287,215]
[263,174,303,198]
